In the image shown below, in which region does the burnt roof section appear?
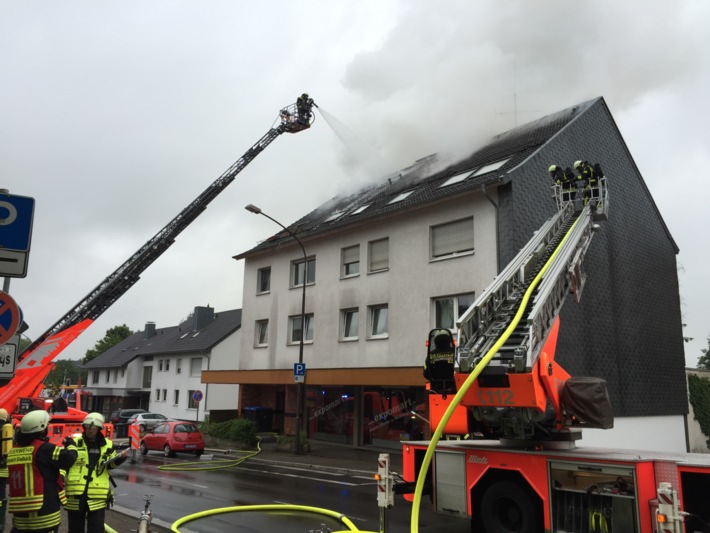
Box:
[235,98,598,259]
[83,308,242,369]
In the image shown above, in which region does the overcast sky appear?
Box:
[1,1,708,367]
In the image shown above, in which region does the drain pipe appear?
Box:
[480,182,500,273]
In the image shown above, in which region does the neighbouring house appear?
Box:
[202,96,687,451]
[83,305,241,425]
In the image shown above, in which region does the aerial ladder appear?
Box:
[0,95,317,428]
[426,175,610,445]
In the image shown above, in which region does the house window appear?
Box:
[142,366,152,389]
[176,359,182,374]
[340,308,359,340]
[255,320,269,347]
[291,257,316,287]
[434,292,476,330]
[121,368,125,378]
[257,267,271,294]
[105,370,110,383]
[165,359,170,372]
[190,357,202,377]
[173,390,180,406]
[161,389,167,402]
[341,245,360,277]
[368,238,389,272]
[188,390,198,410]
[158,360,163,372]
[112,369,117,384]
[369,305,389,338]
[289,314,314,344]
[431,217,474,259]
[155,389,160,401]
[92,371,99,385]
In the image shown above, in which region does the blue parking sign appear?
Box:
[294,363,306,383]
[0,194,35,252]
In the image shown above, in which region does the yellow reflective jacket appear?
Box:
[65,434,125,511]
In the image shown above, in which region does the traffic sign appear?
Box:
[0,193,35,252]
[0,291,21,344]
[294,362,306,383]
[192,390,203,403]
[0,249,30,278]
[0,334,18,380]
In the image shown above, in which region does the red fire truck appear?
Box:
[401,183,710,532]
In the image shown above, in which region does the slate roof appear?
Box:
[235,98,597,259]
[83,309,241,369]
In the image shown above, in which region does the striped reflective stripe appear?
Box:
[12,509,61,530]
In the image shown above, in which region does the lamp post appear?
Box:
[245,204,307,454]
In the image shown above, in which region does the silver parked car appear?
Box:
[126,412,168,432]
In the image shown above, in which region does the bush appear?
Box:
[203,417,258,447]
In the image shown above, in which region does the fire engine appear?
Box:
[400,179,710,532]
[0,95,317,445]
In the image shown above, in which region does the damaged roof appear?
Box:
[235,97,598,260]
[83,308,241,369]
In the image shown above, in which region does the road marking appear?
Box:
[156,477,209,489]
[235,465,361,486]
[272,501,369,524]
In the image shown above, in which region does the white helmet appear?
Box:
[0,408,8,421]
[574,160,584,170]
[83,412,105,429]
[20,410,51,434]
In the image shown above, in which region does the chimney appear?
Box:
[192,306,215,332]
[144,322,156,339]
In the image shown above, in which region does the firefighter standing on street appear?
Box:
[7,410,77,533]
[65,413,128,533]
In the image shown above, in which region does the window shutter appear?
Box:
[369,239,389,271]
[432,218,473,257]
[343,245,359,264]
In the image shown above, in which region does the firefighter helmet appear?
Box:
[20,410,51,434]
[574,160,584,170]
[548,165,558,173]
[83,412,105,429]
[0,408,8,421]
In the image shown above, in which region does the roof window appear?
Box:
[387,190,414,205]
[439,171,474,188]
[350,204,370,215]
[325,210,345,222]
[471,159,510,177]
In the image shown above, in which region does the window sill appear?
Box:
[256,290,271,296]
[253,344,268,349]
[429,250,474,263]
[367,268,389,275]
[367,334,389,341]
[340,273,360,280]
[339,337,359,343]
[287,341,314,346]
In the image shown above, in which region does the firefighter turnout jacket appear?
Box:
[65,433,126,511]
[7,439,77,531]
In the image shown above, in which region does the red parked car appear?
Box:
[139,420,205,457]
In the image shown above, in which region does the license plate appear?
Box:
[184,444,196,449]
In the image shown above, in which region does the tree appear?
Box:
[83,325,134,365]
[698,335,710,370]
[44,360,83,397]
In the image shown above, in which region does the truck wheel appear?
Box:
[480,480,541,533]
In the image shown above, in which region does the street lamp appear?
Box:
[245,204,308,454]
